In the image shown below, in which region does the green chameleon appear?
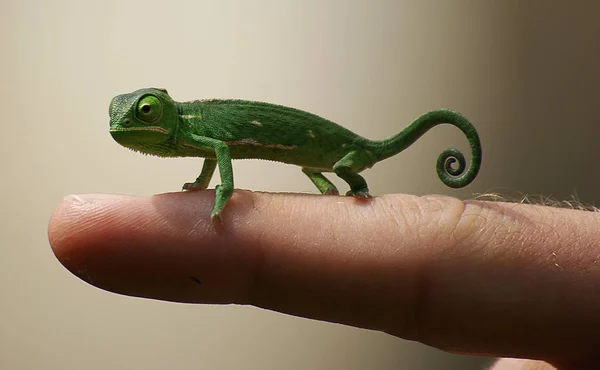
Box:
[109,88,482,222]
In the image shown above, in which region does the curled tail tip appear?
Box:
[435,112,482,188]
[436,148,481,188]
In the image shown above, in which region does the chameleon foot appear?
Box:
[209,184,233,223]
[210,212,222,224]
[182,182,206,191]
[324,187,340,196]
[346,188,371,198]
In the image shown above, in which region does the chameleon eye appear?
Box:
[136,95,163,123]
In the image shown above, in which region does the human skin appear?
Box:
[48,191,600,369]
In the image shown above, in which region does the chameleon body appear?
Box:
[109,88,482,221]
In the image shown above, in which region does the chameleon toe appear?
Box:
[346,189,371,198]
[183,182,208,191]
[324,188,340,196]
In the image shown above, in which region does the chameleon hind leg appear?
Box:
[332,150,374,198]
[302,167,339,195]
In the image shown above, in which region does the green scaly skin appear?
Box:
[109,88,482,222]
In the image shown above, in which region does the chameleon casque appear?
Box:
[109,88,482,221]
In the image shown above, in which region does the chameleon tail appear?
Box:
[368,109,482,188]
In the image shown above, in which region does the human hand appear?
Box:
[48,191,600,369]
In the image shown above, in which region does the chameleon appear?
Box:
[109,88,482,222]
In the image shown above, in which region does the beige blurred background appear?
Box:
[2,1,599,369]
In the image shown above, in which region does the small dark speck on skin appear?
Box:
[190,276,202,284]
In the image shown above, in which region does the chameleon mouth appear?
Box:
[109,126,169,134]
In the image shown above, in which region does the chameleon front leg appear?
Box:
[183,159,217,191]
[183,136,234,222]
[301,167,339,195]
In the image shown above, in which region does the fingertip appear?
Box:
[48,194,124,278]
[48,194,90,258]
[45,191,261,303]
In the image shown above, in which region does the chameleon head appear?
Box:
[109,88,178,152]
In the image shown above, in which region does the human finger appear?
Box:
[48,191,600,365]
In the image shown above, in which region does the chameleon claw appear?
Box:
[210,212,222,224]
